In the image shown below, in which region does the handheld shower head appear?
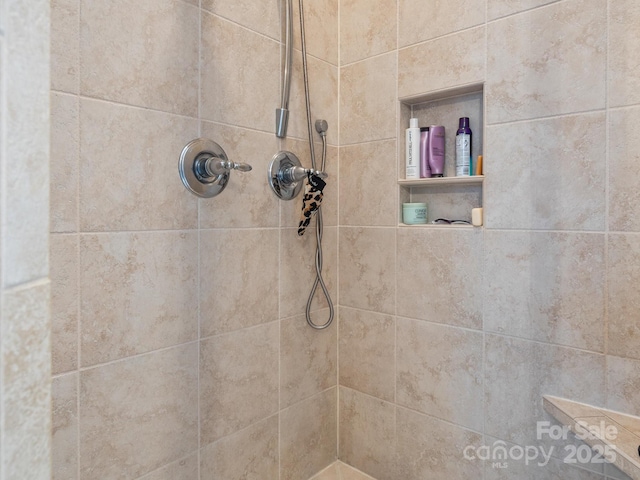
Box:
[315,119,328,136]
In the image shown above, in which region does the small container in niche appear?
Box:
[402,203,427,224]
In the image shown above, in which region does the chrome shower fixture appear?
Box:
[268,151,327,201]
[179,138,252,198]
[276,0,293,138]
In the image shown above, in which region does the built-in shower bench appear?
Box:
[543,395,640,480]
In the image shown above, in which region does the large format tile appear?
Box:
[138,454,198,480]
[399,0,484,47]
[339,387,395,480]
[199,122,279,229]
[397,227,483,329]
[340,0,396,64]
[50,91,78,233]
[200,416,278,480]
[484,112,606,231]
[607,355,640,417]
[339,140,398,227]
[484,334,605,447]
[52,374,78,480]
[51,0,79,93]
[398,27,485,99]
[609,107,640,232]
[339,307,395,402]
[607,234,640,360]
[281,313,337,408]
[486,0,606,124]
[79,231,198,366]
[280,388,337,480]
[201,12,279,131]
[280,227,337,319]
[396,407,483,480]
[339,227,395,315]
[201,0,279,40]
[200,323,279,443]
[396,318,483,431]
[79,344,198,479]
[80,0,198,115]
[200,229,279,337]
[78,99,198,232]
[610,0,640,108]
[50,234,78,374]
[487,0,558,20]
[484,231,605,352]
[291,0,339,66]
[340,53,397,145]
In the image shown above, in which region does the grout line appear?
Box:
[197,2,202,478]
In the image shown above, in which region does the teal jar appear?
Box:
[402,203,427,224]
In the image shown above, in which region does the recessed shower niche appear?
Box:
[398,83,484,226]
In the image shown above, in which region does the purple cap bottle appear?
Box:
[420,127,431,178]
[428,125,445,177]
[455,117,472,176]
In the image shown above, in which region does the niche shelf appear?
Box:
[398,83,485,227]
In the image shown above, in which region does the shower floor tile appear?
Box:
[309,461,377,480]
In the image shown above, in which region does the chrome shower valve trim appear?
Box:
[179,138,252,198]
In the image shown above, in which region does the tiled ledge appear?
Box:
[543,395,640,480]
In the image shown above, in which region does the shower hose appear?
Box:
[299,0,334,330]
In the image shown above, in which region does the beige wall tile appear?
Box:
[339,140,398,227]
[607,355,640,418]
[487,0,558,21]
[280,388,337,480]
[399,0,485,47]
[51,234,78,374]
[138,454,198,480]
[486,0,606,124]
[340,0,396,64]
[339,227,396,314]
[79,99,198,232]
[485,112,607,231]
[397,318,483,431]
[397,227,483,329]
[292,0,339,66]
[280,227,337,319]
[52,373,78,480]
[608,234,640,360]
[398,27,485,99]
[396,407,483,480]
[200,229,279,337]
[199,122,280,229]
[1,282,51,479]
[80,0,198,116]
[202,0,279,40]
[281,313,337,408]
[484,334,605,447]
[200,416,278,480]
[79,232,198,366]
[340,53,397,145]
[79,344,198,479]
[339,387,395,480]
[200,323,279,443]
[339,307,395,402]
[51,0,78,93]
[484,231,605,352]
[286,55,339,147]
[610,0,640,108]
[201,12,279,131]
[50,92,79,233]
[609,107,640,232]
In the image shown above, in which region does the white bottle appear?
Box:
[405,118,420,179]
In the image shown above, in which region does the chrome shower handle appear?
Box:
[198,157,252,178]
[280,165,327,184]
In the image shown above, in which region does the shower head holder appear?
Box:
[179,138,252,198]
[268,151,327,200]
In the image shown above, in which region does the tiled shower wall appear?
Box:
[50,1,338,479]
[338,0,640,479]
